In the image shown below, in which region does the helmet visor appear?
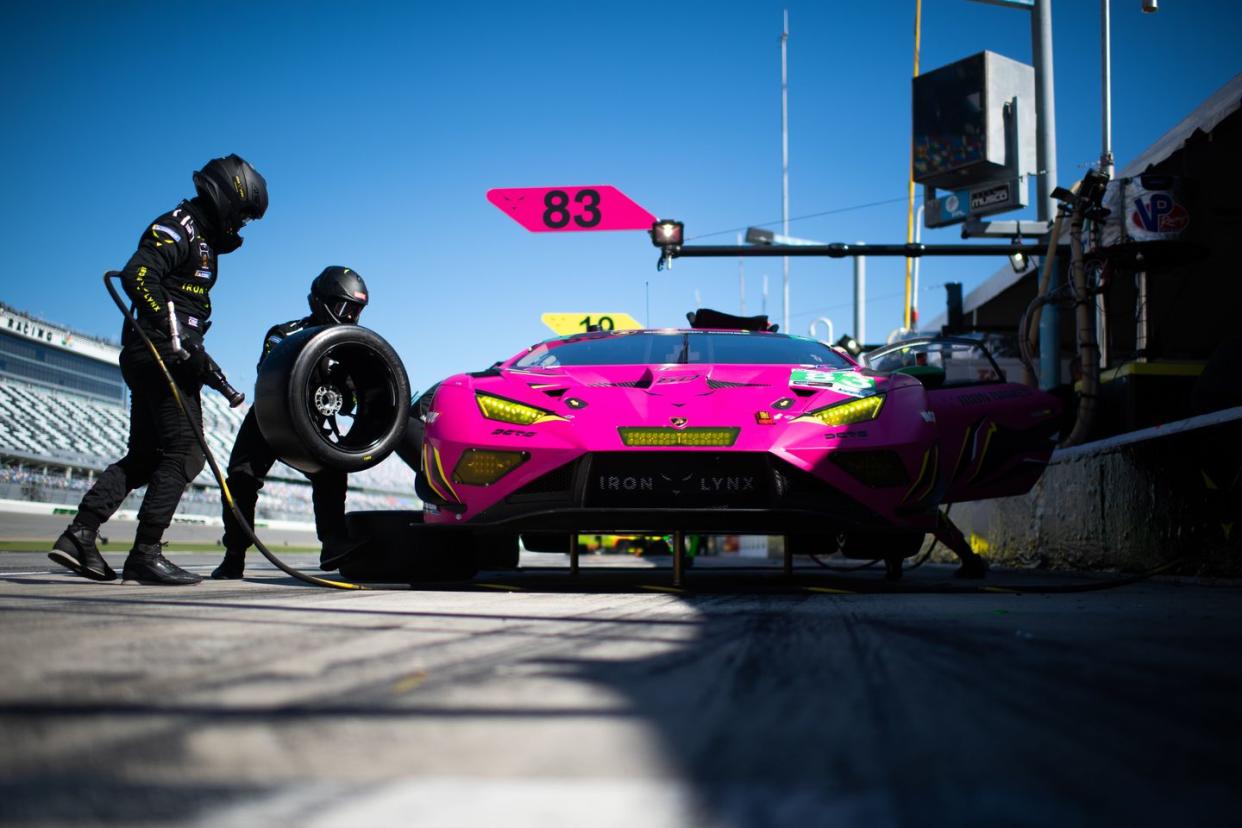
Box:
[331,300,364,323]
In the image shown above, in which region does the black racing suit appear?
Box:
[220,318,348,553]
[75,200,220,545]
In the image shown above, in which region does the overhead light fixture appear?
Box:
[1009,238,1030,274]
[650,219,684,248]
[834,334,862,358]
[745,226,776,245]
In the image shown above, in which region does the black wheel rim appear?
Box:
[302,340,402,457]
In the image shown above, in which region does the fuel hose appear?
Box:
[104,272,366,590]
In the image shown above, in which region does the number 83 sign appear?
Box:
[487,185,657,233]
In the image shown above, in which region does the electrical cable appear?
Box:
[103,272,367,591]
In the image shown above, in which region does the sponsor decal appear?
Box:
[151,224,182,242]
[4,315,57,343]
[824,429,869,440]
[956,386,1033,407]
[173,208,196,238]
[595,473,758,494]
[194,269,213,280]
[969,183,1010,211]
[790,369,877,398]
[491,428,536,438]
[1131,192,1189,233]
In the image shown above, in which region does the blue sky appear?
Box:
[1,0,1238,397]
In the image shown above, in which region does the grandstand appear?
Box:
[0,301,419,527]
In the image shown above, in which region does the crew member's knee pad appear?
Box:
[182,446,206,481]
[119,449,161,482]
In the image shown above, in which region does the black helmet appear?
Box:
[308,267,369,324]
[192,154,268,239]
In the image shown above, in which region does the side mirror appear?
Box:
[893,364,946,389]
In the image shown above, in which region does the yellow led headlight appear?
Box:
[793,394,885,426]
[618,427,740,447]
[475,392,567,425]
[452,449,528,486]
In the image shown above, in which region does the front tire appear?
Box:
[255,326,410,474]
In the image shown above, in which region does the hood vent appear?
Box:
[706,378,767,389]
[589,377,653,389]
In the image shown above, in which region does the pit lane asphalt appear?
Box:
[1,551,1239,828]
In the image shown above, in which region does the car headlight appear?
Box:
[453,449,529,486]
[793,394,885,426]
[475,392,567,425]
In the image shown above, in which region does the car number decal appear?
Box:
[487,186,657,232]
[790,369,877,398]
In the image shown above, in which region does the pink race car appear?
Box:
[387,310,1061,576]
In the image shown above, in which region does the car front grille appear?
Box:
[584,452,772,509]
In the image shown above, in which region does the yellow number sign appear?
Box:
[541,313,643,336]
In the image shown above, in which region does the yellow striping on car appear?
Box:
[618,427,740,447]
[476,392,567,425]
[453,449,529,486]
[793,394,885,427]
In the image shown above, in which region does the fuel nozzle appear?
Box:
[167,302,187,361]
[204,355,245,408]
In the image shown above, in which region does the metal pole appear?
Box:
[1136,270,1148,361]
[738,232,746,314]
[904,0,923,331]
[1032,0,1060,388]
[1097,0,1112,368]
[569,533,578,576]
[673,529,685,588]
[671,241,1050,258]
[913,204,924,327]
[1100,0,1114,179]
[781,9,791,334]
[854,242,866,343]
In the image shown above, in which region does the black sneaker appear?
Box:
[320,536,368,571]
[210,551,246,580]
[49,524,117,582]
[122,543,202,586]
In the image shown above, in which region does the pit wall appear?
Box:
[944,407,1242,575]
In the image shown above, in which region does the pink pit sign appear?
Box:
[487,185,657,232]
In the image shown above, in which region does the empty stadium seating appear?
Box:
[0,380,418,520]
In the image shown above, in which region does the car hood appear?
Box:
[468,363,913,427]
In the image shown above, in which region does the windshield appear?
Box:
[514,331,853,369]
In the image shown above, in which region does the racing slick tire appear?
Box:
[785,530,925,560]
[840,530,925,560]
[474,532,520,570]
[339,510,478,582]
[520,532,574,554]
[255,325,411,474]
